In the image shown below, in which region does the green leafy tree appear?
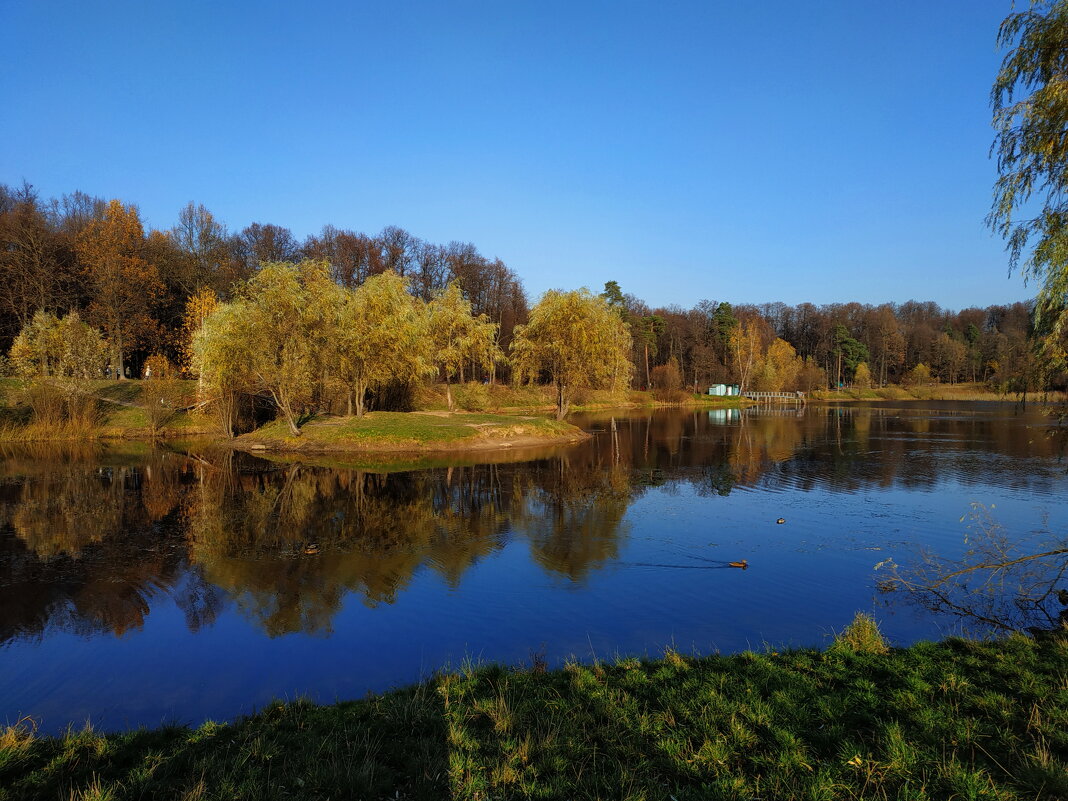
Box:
[636,314,665,388]
[833,324,870,385]
[712,302,739,342]
[601,280,627,313]
[427,281,502,411]
[711,301,739,369]
[989,1,1068,361]
[511,289,633,419]
[336,271,432,417]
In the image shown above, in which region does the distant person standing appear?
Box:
[144,366,152,380]
[105,365,111,379]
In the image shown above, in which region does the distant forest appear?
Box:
[0,181,1057,393]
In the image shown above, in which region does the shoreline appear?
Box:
[2,625,1063,800]
[2,387,1059,451]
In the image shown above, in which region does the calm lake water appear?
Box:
[1,402,1065,734]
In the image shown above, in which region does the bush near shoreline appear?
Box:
[2,620,1065,801]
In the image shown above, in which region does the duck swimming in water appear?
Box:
[776,518,786,524]
[304,544,320,555]
[728,560,748,569]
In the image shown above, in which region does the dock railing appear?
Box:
[742,391,806,405]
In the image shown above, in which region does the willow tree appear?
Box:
[192,301,249,437]
[427,281,502,410]
[989,1,1068,360]
[336,271,432,417]
[510,289,633,419]
[194,261,337,436]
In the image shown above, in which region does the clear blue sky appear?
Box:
[0,1,1032,310]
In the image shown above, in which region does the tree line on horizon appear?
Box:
[0,181,1061,425]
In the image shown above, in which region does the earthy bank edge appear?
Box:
[232,412,589,454]
[2,627,1065,800]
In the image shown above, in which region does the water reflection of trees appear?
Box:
[187,452,636,635]
[574,405,1067,498]
[0,446,222,643]
[1,405,1063,641]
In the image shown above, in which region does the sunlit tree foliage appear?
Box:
[989,0,1068,363]
[511,289,633,419]
[427,281,502,410]
[336,271,432,417]
[9,310,107,379]
[75,200,162,377]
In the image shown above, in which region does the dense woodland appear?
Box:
[1,181,1061,416]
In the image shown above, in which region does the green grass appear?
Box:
[2,624,1065,800]
[238,411,585,453]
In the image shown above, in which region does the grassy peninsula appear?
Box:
[236,411,588,454]
[2,619,1065,801]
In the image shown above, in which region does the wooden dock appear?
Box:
[742,391,806,405]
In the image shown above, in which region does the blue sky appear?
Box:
[0,1,1031,310]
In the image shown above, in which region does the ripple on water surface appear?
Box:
[0,402,1065,732]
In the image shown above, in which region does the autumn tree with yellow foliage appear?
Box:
[180,287,219,380]
[752,338,803,392]
[75,200,163,377]
[510,289,633,419]
[427,281,502,411]
[335,271,432,417]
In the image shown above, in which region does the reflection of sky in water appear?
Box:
[1,403,1066,733]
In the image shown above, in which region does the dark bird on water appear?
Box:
[776,518,786,524]
[304,544,320,555]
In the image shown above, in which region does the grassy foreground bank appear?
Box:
[2,624,1065,800]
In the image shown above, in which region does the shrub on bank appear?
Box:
[452,382,490,411]
[21,381,101,429]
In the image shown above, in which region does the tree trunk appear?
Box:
[271,388,302,436]
[445,377,454,411]
[354,380,366,417]
[115,326,125,380]
[216,390,235,439]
